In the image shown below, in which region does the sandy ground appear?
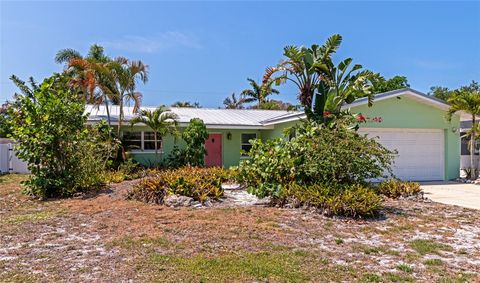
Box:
[1,175,479,282]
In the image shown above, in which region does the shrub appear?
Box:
[376,179,422,199]
[283,183,382,217]
[117,158,143,180]
[167,118,208,167]
[237,123,395,199]
[128,167,232,204]
[8,74,113,198]
[127,178,167,204]
[325,184,382,217]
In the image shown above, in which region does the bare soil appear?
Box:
[1,174,479,282]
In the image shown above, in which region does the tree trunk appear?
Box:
[105,98,111,129]
[154,132,159,167]
[118,98,123,138]
[471,115,477,180]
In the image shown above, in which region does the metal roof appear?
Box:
[85,105,300,128]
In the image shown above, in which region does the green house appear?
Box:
[86,88,462,181]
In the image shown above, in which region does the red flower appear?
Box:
[323,111,331,117]
[356,114,366,122]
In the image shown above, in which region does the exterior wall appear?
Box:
[352,96,460,180]
[126,126,263,168]
[262,120,300,141]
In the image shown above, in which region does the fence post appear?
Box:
[8,143,13,173]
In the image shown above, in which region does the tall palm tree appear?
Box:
[130,106,178,166]
[447,89,480,179]
[101,57,149,137]
[241,78,279,106]
[55,45,115,126]
[263,34,377,123]
[223,93,246,109]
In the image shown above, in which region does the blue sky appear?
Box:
[1,1,479,107]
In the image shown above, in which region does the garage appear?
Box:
[359,128,445,181]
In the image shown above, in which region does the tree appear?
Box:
[101,57,148,137]
[182,118,208,166]
[171,101,201,108]
[447,87,480,179]
[8,74,110,197]
[429,86,453,102]
[55,44,115,126]
[223,93,246,109]
[371,75,410,93]
[0,102,11,137]
[241,78,279,106]
[130,106,178,166]
[264,34,376,125]
[429,81,479,102]
[254,99,299,111]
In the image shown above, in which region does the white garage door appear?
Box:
[358,128,445,181]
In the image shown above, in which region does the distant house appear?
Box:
[459,120,479,169]
[86,88,462,181]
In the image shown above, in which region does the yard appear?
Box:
[1,174,479,282]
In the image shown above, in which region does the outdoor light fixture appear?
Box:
[227,132,232,140]
[451,127,459,133]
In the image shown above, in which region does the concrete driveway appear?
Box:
[421,182,480,210]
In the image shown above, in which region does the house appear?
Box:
[459,120,479,170]
[86,88,462,181]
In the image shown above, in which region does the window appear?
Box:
[241,133,257,155]
[461,133,479,155]
[123,131,141,151]
[122,131,162,151]
[143,132,161,150]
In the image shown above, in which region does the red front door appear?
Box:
[205,133,222,167]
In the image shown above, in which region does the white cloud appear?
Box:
[101,31,202,53]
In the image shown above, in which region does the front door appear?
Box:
[205,133,222,167]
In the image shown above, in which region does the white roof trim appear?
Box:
[263,88,463,125]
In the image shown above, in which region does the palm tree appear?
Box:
[130,106,179,166]
[447,89,480,179]
[263,34,377,123]
[223,93,246,109]
[101,57,148,137]
[171,101,201,108]
[263,43,323,109]
[241,78,279,106]
[55,45,115,127]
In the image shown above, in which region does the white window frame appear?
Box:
[122,131,163,153]
[240,133,257,157]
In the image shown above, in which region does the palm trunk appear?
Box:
[154,132,159,167]
[105,98,111,129]
[118,97,123,138]
[471,115,477,180]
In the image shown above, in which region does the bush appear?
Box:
[127,178,167,204]
[376,179,422,199]
[8,74,114,198]
[235,122,393,217]
[167,118,208,168]
[282,183,382,217]
[325,184,382,217]
[128,167,233,204]
[237,123,395,199]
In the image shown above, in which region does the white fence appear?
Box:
[0,143,29,174]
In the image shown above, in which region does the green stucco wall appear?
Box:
[352,96,460,180]
[126,127,263,168]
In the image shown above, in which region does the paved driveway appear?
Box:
[421,182,480,210]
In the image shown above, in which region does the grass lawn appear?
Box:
[0,174,479,282]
